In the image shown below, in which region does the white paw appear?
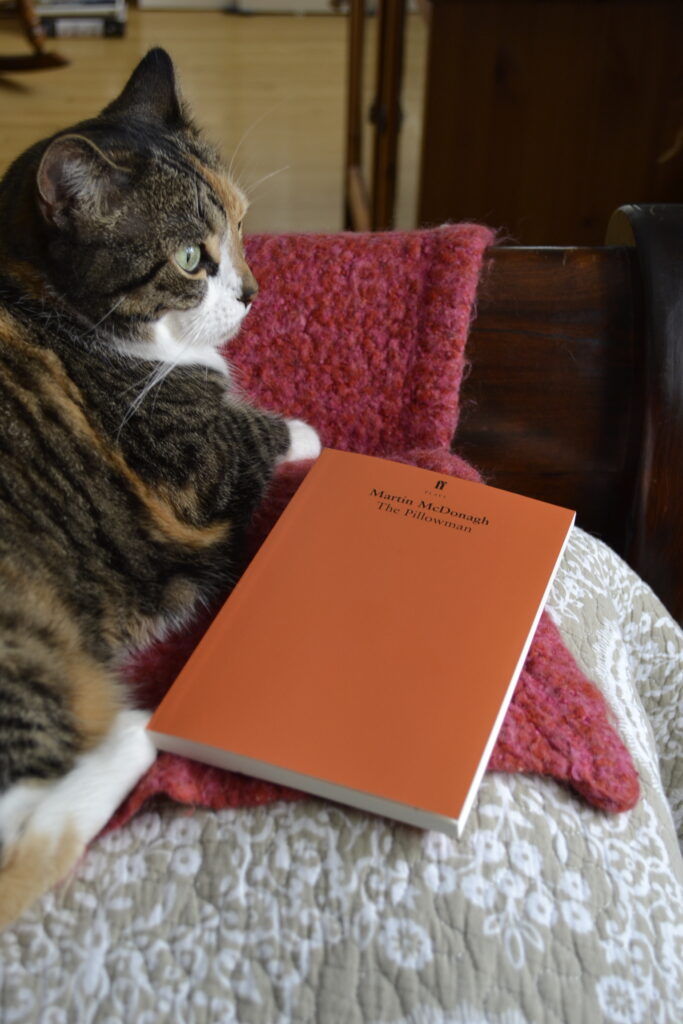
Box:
[106,708,157,776]
[280,419,322,463]
[0,782,52,859]
[116,707,153,735]
[29,708,157,844]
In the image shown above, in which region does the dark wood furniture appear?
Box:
[0,0,67,72]
[346,0,683,241]
[420,0,683,243]
[345,0,406,231]
[456,204,683,625]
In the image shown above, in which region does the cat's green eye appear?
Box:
[175,244,202,274]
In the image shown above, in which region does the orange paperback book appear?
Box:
[147,449,576,836]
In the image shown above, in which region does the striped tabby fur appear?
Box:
[0,48,319,927]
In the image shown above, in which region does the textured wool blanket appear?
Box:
[113,226,639,830]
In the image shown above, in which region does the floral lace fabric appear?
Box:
[1,528,682,1024]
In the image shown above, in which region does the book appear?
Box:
[147,449,576,837]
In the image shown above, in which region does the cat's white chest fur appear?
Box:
[123,319,231,376]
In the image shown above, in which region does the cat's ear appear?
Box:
[36,134,130,228]
[101,48,185,126]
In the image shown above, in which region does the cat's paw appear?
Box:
[0,781,52,863]
[280,419,322,464]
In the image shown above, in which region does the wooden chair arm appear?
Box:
[455,208,683,624]
[607,204,683,625]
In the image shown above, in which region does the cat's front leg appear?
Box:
[279,418,322,464]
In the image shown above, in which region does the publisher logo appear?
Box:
[434,480,447,491]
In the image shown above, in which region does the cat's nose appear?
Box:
[239,278,258,307]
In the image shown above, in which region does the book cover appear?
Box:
[147,449,576,836]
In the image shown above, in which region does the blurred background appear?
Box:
[0,0,681,241]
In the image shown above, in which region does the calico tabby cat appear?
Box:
[0,48,320,927]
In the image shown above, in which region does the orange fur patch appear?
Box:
[180,157,255,288]
[188,156,247,224]
[0,259,54,307]
[2,334,231,550]
[66,654,121,750]
[0,567,123,746]
[204,232,221,264]
[0,822,82,931]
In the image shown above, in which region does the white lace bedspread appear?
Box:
[2,528,682,1024]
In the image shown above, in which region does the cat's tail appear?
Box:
[0,709,156,930]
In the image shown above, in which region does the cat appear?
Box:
[0,47,320,928]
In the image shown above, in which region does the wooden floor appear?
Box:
[0,7,426,233]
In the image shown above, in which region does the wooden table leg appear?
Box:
[370,0,406,230]
[0,0,68,71]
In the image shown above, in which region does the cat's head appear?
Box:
[5,48,256,362]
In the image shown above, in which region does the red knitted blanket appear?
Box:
[111,226,639,830]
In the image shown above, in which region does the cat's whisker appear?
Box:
[118,331,199,436]
[118,373,158,397]
[227,102,285,183]
[243,165,290,199]
[88,296,125,333]
[150,353,185,417]
[118,362,170,436]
